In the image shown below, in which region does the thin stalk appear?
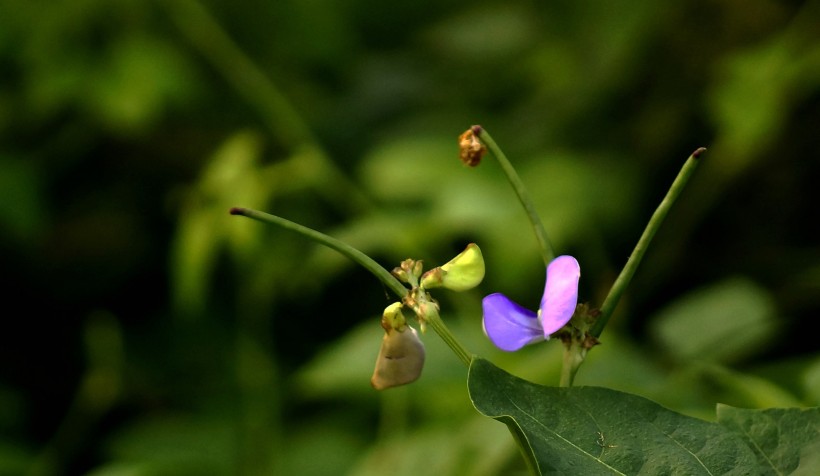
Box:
[230,207,406,298]
[559,338,587,387]
[421,304,473,366]
[473,126,555,266]
[591,147,706,338]
[559,346,574,388]
[230,207,474,365]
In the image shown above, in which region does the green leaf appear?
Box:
[717,405,820,475]
[649,278,777,364]
[468,358,759,475]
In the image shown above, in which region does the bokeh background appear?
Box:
[2,0,819,474]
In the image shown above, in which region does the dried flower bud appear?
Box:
[458,128,486,167]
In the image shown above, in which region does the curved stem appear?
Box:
[419,303,473,366]
[230,207,407,298]
[230,207,474,366]
[591,147,706,338]
[473,126,555,266]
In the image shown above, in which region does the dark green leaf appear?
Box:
[468,358,759,475]
[717,405,820,475]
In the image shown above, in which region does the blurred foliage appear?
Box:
[1,0,819,474]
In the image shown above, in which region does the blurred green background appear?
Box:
[2,0,819,474]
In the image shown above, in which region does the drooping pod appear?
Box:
[370,325,425,390]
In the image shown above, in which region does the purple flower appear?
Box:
[482,255,580,351]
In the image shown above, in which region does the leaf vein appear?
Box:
[732,421,782,475]
[506,395,626,475]
[655,424,714,475]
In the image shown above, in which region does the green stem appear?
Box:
[559,346,575,388]
[473,126,555,266]
[230,207,474,365]
[420,303,473,366]
[559,338,587,387]
[230,207,407,298]
[591,147,706,338]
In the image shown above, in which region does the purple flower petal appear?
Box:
[539,255,580,336]
[482,293,545,351]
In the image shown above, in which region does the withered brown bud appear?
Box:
[458,128,486,167]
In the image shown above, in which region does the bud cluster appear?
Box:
[371,244,486,390]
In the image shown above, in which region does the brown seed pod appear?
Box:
[370,326,425,390]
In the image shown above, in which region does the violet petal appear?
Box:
[539,255,581,336]
[482,293,544,351]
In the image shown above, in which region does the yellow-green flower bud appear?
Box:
[421,243,485,291]
[412,259,424,280]
[391,266,409,283]
[370,325,425,390]
[392,258,424,286]
[381,302,406,331]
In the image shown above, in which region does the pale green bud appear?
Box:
[391,258,424,285]
[421,243,485,291]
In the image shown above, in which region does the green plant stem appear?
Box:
[591,148,706,338]
[473,126,555,266]
[559,338,588,387]
[420,302,473,366]
[559,353,574,388]
[230,207,474,366]
[230,207,406,297]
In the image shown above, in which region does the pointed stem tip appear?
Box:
[692,147,707,159]
[229,207,245,215]
[471,124,483,135]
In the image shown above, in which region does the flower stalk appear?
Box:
[560,339,586,387]
[472,126,555,266]
[470,128,705,386]
[591,147,706,338]
[415,299,473,366]
[229,207,474,367]
[230,207,406,297]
